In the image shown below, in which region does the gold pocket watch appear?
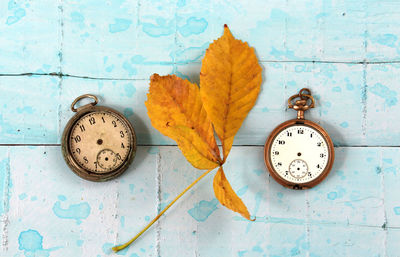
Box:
[264,88,334,189]
[61,94,137,182]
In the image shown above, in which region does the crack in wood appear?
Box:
[0,60,398,81]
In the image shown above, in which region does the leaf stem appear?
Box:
[112,167,216,252]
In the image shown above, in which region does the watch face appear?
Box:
[269,124,330,184]
[68,110,134,174]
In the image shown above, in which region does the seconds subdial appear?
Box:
[289,159,308,178]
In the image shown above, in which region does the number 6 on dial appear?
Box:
[264,88,335,190]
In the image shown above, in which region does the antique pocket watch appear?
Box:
[62,94,137,182]
[264,88,334,189]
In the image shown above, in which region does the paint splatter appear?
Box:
[18,229,60,256]
[122,61,137,76]
[178,17,208,37]
[327,191,337,200]
[6,7,26,25]
[71,11,85,29]
[394,207,400,215]
[253,169,263,176]
[188,199,218,222]
[142,18,175,37]
[52,201,91,224]
[369,83,398,107]
[177,0,186,7]
[124,108,134,117]
[245,192,263,233]
[76,239,84,247]
[109,18,132,33]
[340,122,349,128]
[252,245,263,253]
[124,83,136,97]
[102,242,114,254]
[270,47,297,60]
[19,193,27,200]
[120,216,125,228]
[129,184,135,194]
[375,34,398,47]
[16,106,34,114]
[238,250,248,257]
[237,185,248,196]
[173,43,209,63]
[58,195,67,201]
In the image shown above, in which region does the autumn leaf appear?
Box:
[200,25,262,161]
[213,167,252,220]
[145,74,221,169]
[113,26,262,253]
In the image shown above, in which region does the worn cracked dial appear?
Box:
[69,111,132,174]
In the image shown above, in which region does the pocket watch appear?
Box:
[61,94,137,182]
[264,88,334,189]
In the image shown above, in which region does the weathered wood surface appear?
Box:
[1,0,400,256]
[0,146,399,256]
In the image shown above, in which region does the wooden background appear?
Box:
[1,0,400,256]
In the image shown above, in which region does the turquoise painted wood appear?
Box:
[1,0,400,256]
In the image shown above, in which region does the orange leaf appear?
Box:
[145,74,221,169]
[213,167,252,220]
[200,25,262,161]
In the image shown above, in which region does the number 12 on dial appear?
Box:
[264,88,334,190]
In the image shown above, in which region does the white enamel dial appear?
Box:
[270,125,329,183]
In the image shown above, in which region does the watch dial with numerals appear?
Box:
[270,125,329,184]
[69,111,133,174]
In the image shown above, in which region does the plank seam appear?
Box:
[1,144,400,148]
[380,149,388,256]
[1,147,10,252]
[237,216,400,230]
[155,150,161,257]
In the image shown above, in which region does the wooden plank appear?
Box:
[4,146,158,256]
[366,64,400,146]
[2,1,400,75]
[59,0,400,80]
[2,145,398,256]
[1,62,399,146]
[156,146,393,257]
[0,76,60,144]
[0,0,60,73]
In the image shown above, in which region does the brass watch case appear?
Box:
[61,95,136,182]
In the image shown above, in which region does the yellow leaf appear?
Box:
[200,25,262,161]
[145,74,221,169]
[213,167,252,220]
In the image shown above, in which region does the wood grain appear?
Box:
[1,0,399,256]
